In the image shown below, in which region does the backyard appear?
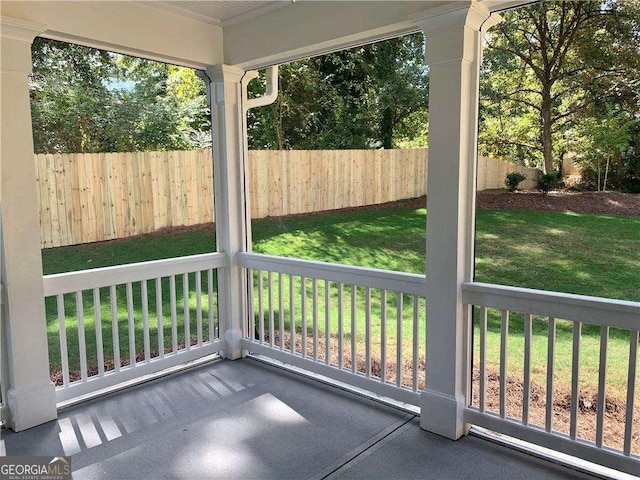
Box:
[41,190,640,452]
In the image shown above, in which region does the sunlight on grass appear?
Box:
[42,206,639,401]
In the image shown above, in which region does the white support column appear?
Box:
[205,65,249,360]
[415,2,499,439]
[1,16,57,431]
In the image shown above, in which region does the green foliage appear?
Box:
[247,33,429,150]
[29,1,639,189]
[30,38,210,154]
[536,172,560,194]
[504,172,527,192]
[569,106,637,191]
[479,0,640,176]
[579,146,640,193]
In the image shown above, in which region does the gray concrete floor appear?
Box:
[1,359,596,479]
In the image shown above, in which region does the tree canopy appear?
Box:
[30,1,639,190]
[30,38,209,154]
[479,0,639,174]
[246,33,428,150]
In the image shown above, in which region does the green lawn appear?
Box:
[44,207,640,301]
[42,205,640,398]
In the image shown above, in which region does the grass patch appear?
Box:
[42,206,639,398]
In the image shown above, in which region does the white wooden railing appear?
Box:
[40,250,639,474]
[237,253,426,407]
[462,282,640,476]
[43,253,228,403]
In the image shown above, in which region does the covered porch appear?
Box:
[0,1,638,478]
[1,358,593,479]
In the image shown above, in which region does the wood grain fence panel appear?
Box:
[268,150,281,217]
[53,153,65,247]
[142,151,153,231]
[104,153,116,240]
[249,149,258,218]
[252,150,264,218]
[145,151,155,232]
[160,151,172,229]
[112,152,124,238]
[36,155,51,248]
[185,150,197,226]
[45,154,58,247]
[35,149,537,248]
[170,151,182,228]
[93,154,105,242]
[76,154,88,244]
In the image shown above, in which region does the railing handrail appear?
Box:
[462,282,640,330]
[237,252,426,296]
[43,252,229,296]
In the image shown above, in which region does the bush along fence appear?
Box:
[35,149,540,248]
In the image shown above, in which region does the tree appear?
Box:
[30,38,210,154]
[363,35,429,149]
[30,37,115,153]
[570,107,636,191]
[247,33,428,150]
[480,1,639,174]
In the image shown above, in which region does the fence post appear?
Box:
[1,16,57,431]
[414,2,500,439]
[205,65,249,360]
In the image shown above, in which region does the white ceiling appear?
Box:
[143,1,292,27]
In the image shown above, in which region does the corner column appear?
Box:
[205,65,249,360]
[1,16,57,431]
[415,3,499,439]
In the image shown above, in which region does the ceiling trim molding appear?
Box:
[139,1,292,28]
[138,2,223,26]
[222,2,291,27]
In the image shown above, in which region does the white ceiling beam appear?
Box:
[0,1,223,69]
[221,0,534,69]
[222,1,448,69]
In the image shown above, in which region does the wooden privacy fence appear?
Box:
[35,149,540,248]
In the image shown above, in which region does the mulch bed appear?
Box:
[353,189,640,217]
[476,189,640,216]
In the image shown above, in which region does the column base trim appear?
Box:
[420,388,469,440]
[7,380,57,431]
[223,328,244,360]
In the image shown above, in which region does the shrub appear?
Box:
[504,172,527,192]
[579,154,640,193]
[536,171,559,194]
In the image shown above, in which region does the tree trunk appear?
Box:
[541,88,553,174]
[380,108,394,149]
[603,155,610,192]
[597,160,601,192]
[273,100,284,150]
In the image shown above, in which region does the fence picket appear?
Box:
[35,150,539,248]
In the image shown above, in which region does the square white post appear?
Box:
[1,16,57,431]
[415,2,499,439]
[205,65,249,360]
